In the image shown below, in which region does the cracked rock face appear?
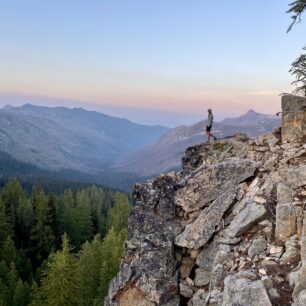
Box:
[106,108,306,306]
[226,203,267,238]
[175,189,237,249]
[174,158,258,213]
[105,176,180,306]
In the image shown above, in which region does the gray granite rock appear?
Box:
[214,235,242,245]
[266,132,281,148]
[179,281,194,298]
[222,275,272,306]
[196,241,219,271]
[275,182,296,244]
[281,95,306,142]
[194,268,211,287]
[175,158,258,213]
[105,175,180,306]
[280,165,306,189]
[175,189,236,249]
[210,263,225,290]
[248,236,267,257]
[234,132,249,142]
[188,289,208,306]
[293,264,306,300]
[227,203,267,238]
[213,250,234,266]
[293,289,306,306]
[281,239,299,263]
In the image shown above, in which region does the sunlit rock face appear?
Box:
[282,94,306,143]
[105,97,306,306]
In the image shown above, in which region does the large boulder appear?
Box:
[222,275,272,306]
[226,203,267,238]
[280,165,306,189]
[175,189,236,249]
[275,181,297,245]
[175,158,258,213]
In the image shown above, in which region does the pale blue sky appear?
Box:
[0,0,305,126]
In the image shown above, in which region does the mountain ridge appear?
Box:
[115,110,281,176]
[221,109,277,126]
[12,103,167,129]
[0,104,168,173]
[0,105,281,185]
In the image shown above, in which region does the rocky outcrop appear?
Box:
[281,95,306,143]
[175,158,258,213]
[106,99,306,305]
[104,175,181,306]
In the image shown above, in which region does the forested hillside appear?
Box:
[0,179,131,305]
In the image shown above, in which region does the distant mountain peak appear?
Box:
[21,103,40,109]
[245,109,258,115]
[221,109,276,127]
[3,104,14,110]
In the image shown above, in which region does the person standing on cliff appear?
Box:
[206,108,216,143]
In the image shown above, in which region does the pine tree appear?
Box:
[77,235,103,305]
[74,190,93,248]
[0,236,18,265]
[57,190,74,240]
[106,192,131,234]
[86,186,109,236]
[12,279,31,306]
[47,193,60,247]
[5,263,19,305]
[58,190,93,249]
[0,237,31,305]
[30,187,56,266]
[97,227,127,303]
[28,281,43,306]
[287,0,306,31]
[38,234,81,306]
[290,46,306,96]
[15,197,33,250]
[1,179,26,238]
[0,199,9,244]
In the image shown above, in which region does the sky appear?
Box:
[0,0,306,126]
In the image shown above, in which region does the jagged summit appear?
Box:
[105,95,306,306]
[221,109,277,127]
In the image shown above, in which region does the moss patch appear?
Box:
[212,142,229,151]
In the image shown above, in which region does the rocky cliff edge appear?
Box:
[105,128,306,306]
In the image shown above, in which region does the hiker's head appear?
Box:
[208,108,212,114]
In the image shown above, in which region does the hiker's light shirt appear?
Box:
[207,114,213,126]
